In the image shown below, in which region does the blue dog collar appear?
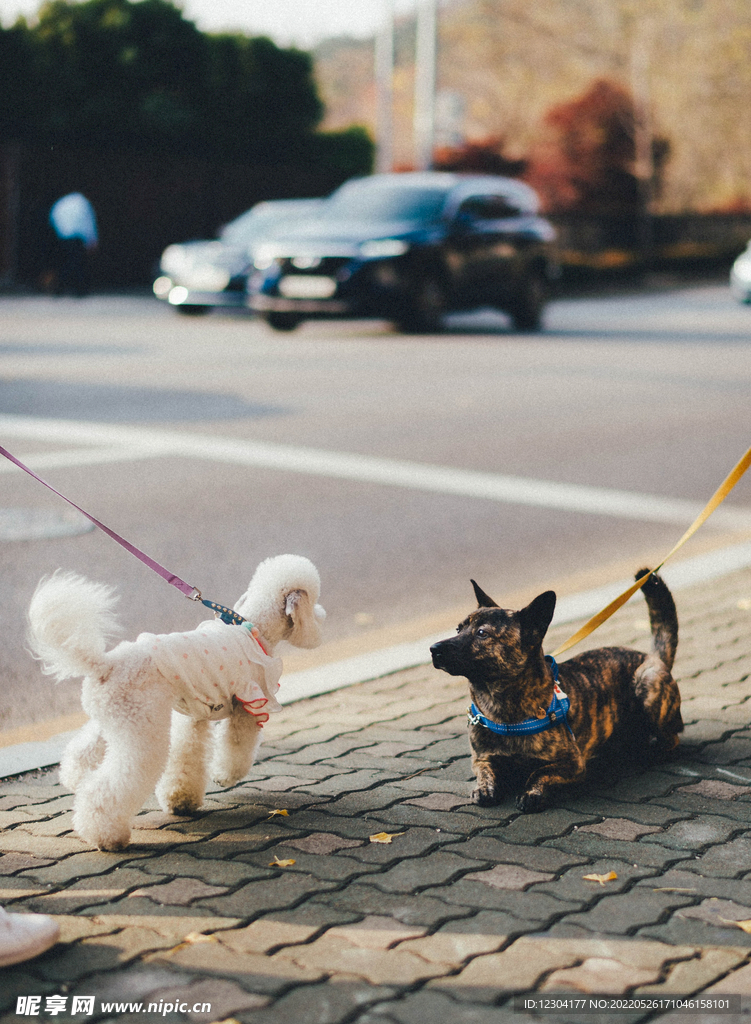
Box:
[467,656,574,738]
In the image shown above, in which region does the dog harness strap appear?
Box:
[467,657,574,737]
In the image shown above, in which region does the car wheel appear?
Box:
[510,273,546,332]
[265,312,301,332]
[175,304,210,316]
[395,275,445,334]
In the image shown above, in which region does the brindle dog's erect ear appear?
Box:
[518,590,556,648]
[471,580,499,608]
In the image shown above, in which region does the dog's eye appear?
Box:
[476,628,488,638]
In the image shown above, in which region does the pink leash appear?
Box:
[0,443,258,636]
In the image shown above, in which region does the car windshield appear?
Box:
[324,184,449,223]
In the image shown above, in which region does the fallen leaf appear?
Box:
[721,917,751,933]
[269,856,296,867]
[582,871,618,886]
[165,931,218,956]
[267,809,288,818]
[369,831,406,844]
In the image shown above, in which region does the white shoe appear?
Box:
[0,906,60,966]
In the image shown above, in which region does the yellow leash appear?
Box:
[551,444,751,658]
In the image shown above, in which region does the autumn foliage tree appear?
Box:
[526,78,669,215]
[433,136,527,177]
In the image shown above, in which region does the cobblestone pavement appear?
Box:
[2,566,751,1023]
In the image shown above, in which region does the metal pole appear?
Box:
[630,19,654,271]
[413,0,437,170]
[375,0,395,174]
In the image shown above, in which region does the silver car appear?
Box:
[730,240,751,303]
[153,198,323,315]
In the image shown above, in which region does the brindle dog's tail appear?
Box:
[635,568,678,671]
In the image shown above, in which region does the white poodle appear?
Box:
[27,555,325,851]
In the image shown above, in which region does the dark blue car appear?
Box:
[247,172,557,333]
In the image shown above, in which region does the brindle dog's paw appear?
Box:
[516,789,546,813]
[471,786,500,806]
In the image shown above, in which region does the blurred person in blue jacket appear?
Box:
[49,192,98,296]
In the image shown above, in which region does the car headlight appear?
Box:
[253,244,279,270]
[160,245,189,277]
[359,238,409,259]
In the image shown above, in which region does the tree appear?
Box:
[0,0,371,172]
[526,78,669,215]
[433,136,527,176]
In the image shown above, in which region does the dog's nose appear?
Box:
[430,642,444,667]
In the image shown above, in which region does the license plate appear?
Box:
[279,275,337,299]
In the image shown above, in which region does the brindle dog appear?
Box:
[430,569,682,812]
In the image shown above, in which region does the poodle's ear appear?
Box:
[285,589,325,649]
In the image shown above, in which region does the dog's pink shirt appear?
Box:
[135,619,283,722]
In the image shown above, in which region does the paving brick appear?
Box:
[588,770,682,802]
[696,738,751,764]
[196,871,335,918]
[426,876,577,924]
[217,903,359,954]
[131,851,269,887]
[149,976,270,1020]
[653,798,751,830]
[128,877,229,905]
[321,786,411,816]
[285,832,364,854]
[188,824,305,859]
[397,928,506,966]
[152,941,325,995]
[640,814,744,851]
[541,956,664,993]
[366,801,504,835]
[0,851,55,873]
[244,980,392,1024]
[363,989,518,1024]
[532,861,656,907]
[636,866,751,903]
[340,827,459,866]
[359,850,483,894]
[23,866,164,914]
[680,780,751,801]
[312,884,473,928]
[273,932,445,986]
[544,831,693,869]
[494,808,599,844]
[249,846,380,883]
[404,792,471,811]
[447,835,587,873]
[577,818,663,841]
[36,916,236,983]
[548,887,696,935]
[267,809,376,841]
[635,947,749,996]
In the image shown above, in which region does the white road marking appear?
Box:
[1,414,750,529]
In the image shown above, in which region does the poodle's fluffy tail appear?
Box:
[28,571,120,681]
[635,567,679,671]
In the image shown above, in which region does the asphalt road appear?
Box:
[1,283,750,733]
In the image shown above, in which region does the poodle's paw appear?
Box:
[155,778,204,816]
[210,769,244,789]
[76,818,131,851]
